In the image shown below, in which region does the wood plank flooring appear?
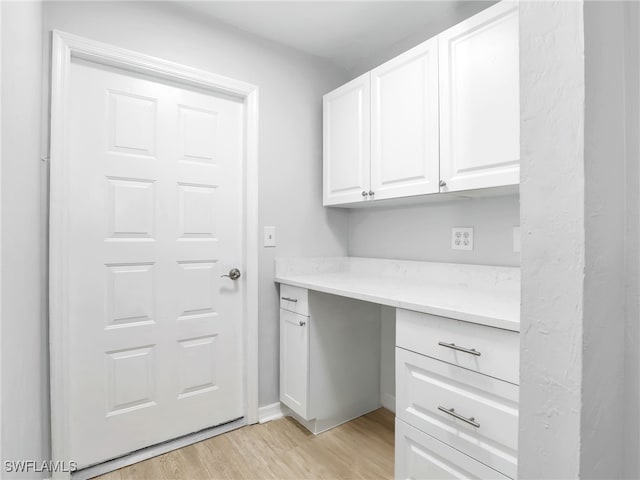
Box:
[95,409,395,480]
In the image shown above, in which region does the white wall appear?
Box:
[518,2,585,478]
[349,196,520,267]
[1,1,48,477]
[581,2,627,476]
[348,1,496,77]
[624,1,640,478]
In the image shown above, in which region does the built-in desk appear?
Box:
[275,257,520,479]
[275,257,520,332]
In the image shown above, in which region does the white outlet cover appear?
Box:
[263,226,276,247]
[451,227,474,251]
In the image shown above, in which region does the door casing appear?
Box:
[48,30,259,477]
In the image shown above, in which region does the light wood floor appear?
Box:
[95,409,395,480]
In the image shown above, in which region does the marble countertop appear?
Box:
[275,257,520,332]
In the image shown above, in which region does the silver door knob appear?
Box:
[362,191,369,197]
[221,268,241,280]
[439,180,447,187]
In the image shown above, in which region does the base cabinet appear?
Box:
[395,419,509,480]
[279,287,382,434]
[395,309,519,479]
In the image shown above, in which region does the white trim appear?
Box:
[381,393,396,413]
[49,30,259,478]
[258,402,290,424]
[0,0,3,468]
[72,418,246,480]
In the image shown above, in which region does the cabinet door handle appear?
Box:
[281,297,298,303]
[368,190,375,196]
[298,320,306,327]
[439,180,447,187]
[438,342,481,356]
[362,191,369,197]
[437,406,480,428]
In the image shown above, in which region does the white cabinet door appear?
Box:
[323,73,371,205]
[370,37,439,200]
[395,418,509,480]
[279,309,310,419]
[439,1,520,192]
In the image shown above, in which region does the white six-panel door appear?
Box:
[67,58,244,468]
[439,1,520,192]
[370,37,440,200]
[323,73,371,205]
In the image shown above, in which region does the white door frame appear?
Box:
[49,30,259,473]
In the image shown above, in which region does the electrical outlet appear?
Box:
[451,227,474,251]
[263,226,276,247]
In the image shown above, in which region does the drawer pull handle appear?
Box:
[299,320,306,327]
[438,342,481,356]
[281,297,298,303]
[437,406,480,428]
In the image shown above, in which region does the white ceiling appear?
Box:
[179,1,494,71]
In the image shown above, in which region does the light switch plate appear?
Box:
[263,226,276,247]
[513,226,521,253]
[451,227,473,251]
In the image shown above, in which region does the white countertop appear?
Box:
[275,257,520,332]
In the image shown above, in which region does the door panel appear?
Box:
[370,37,440,200]
[67,59,244,468]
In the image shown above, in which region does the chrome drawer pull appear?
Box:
[438,341,481,357]
[437,406,480,428]
[281,297,298,303]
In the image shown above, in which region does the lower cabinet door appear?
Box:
[279,309,310,419]
[395,419,509,480]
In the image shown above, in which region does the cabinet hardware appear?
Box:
[362,191,369,197]
[299,320,306,327]
[437,406,480,428]
[439,180,447,187]
[281,297,298,303]
[438,341,481,356]
[368,190,375,196]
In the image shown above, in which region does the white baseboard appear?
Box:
[381,393,396,413]
[258,402,289,423]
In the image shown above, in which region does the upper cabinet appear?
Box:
[370,37,440,201]
[323,1,519,207]
[323,73,370,206]
[439,1,520,193]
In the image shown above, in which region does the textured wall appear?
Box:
[518,2,585,478]
[581,2,627,477]
[623,1,640,477]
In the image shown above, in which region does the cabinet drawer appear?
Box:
[395,418,509,480]
[396,348,518,478]
[279,309,310,419]
[396,309,519,384]
[279,284,309,316]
